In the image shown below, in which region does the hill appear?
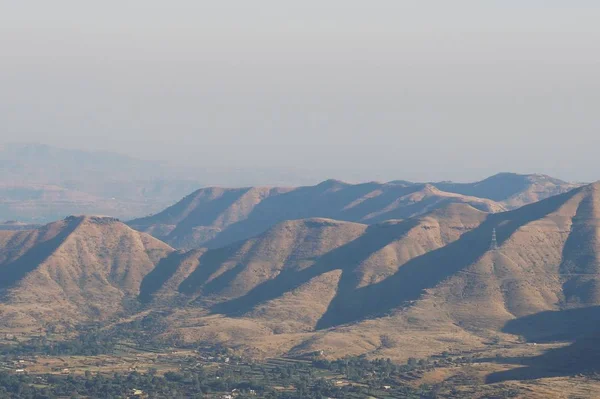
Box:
[432,172,581,209]
[136,202,491,357]
[131,183,600,362]
[1,182,599,366]
[0,216,173,333]
[130,174,580,251]
[129,181,505,249]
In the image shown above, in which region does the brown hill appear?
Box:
[137,202,491,357]
[129,180,504,250]
[0,216,173,333]
[433,173,581,209]
[134,183,600,361]
[1,182,598,364]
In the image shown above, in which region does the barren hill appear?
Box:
[432,172,581,209]
[0,216,173,332]
[132,183,600,361]
[1,183,599,363]
[129,180,505,250]
[137,202,491,356]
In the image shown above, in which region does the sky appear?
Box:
[1,1,599,183]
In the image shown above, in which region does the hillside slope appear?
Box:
[1,183,598,363]
[138,203,491,357]
[129,181,504,249]
[135,183,600,361]
[0,216,173,332]
[433,172,580,209]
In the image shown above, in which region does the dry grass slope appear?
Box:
[1,182,599,367]
[138,183,600,362]
[129,180,506,250]
[0,216,173,332]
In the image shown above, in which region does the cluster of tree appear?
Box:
[0,331,116,357]
[0,333,473,399]
[120,313,170,338]
[0,313,178,358]
[0,370,262,398]
[0,368,416,399]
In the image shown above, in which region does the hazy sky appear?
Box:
[1,1,599,183]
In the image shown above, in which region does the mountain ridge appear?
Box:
[130,173,579,250]
[130,183,600,360]
[1,182,598,364]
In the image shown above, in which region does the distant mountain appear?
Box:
[0,143,203,222]
[0,220,40,231]
[0,181,201,224]
[0,216,173,332]
[131,174,577,250]
[0,143,580,227]
[432,172,581,209]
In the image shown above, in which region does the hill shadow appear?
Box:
[0,218,82,291]
[203,181,404,248]
[486,332,600,383]
[201,186,580,329]
[211,219,421,316]
[166,188,254,240]
[559,193,600,304]
[485,304,600,383]
[139,251,189,304]
[177,242,245,295]
[502,306,600,343]
[315,188,582,329]
[335,184,425,222]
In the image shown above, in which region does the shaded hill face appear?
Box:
[488,310,600,383]
[129,181,505,250]
[0,216,173,331]
[370,183,600,333]
[133,183,600,361]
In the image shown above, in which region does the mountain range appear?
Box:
[130,173,579,250]
[1,143,579,229]
[0,143,204,222]
[2,180,599,364]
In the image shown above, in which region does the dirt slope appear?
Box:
[0,216,173,332]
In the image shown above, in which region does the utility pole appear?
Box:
[490,228,498,251]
